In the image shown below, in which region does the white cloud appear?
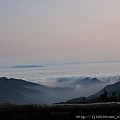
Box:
[75,85,82,91]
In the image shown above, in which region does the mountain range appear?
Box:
[0,77,119,104]
[0,77,73,104]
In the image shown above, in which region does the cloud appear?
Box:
[38,80,58,87]
[75,85,82,91]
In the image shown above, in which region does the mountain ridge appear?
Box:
[66,80,120,103]
[0,77,74,104]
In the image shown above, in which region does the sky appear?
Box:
[0,0,120,66]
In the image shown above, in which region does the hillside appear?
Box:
[0,103,120,120]
[66,80,120,103]
[0,77,73,104]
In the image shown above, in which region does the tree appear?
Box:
[100,88,108,102]
[119,92,120,102]
[110,92,117,102]
[83,97,87,103]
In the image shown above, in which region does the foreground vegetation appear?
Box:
[0,102,120,120]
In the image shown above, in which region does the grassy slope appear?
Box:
[0,103,120,120]
[0,102,120,113]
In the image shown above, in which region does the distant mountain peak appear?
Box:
[90,78,102,83]
[10,65,43,69]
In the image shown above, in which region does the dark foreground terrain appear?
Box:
[0,102,120,120]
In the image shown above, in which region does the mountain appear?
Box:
[89,80,120,99]
[1,77,118,104]
[0,77,73,104]
[10,65,43,68]
[66,80,120,103]
[71,77,102,86]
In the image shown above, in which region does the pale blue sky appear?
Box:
[0,0,120,65]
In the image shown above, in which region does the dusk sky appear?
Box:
[1,0,120,66]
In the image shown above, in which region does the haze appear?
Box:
[0,0,120,66]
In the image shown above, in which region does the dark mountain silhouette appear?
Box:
[88,80,120,101]
[72,77,103,86]
[10,65,43,68]
[66,80,120,103]
[0,77,73,104]
[1,77,118,104]
[90,78,102,83]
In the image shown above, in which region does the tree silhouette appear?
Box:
[119,92,120,102]
[110,92,117,102]
[100,88,108,102]
[83,97,87,103]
